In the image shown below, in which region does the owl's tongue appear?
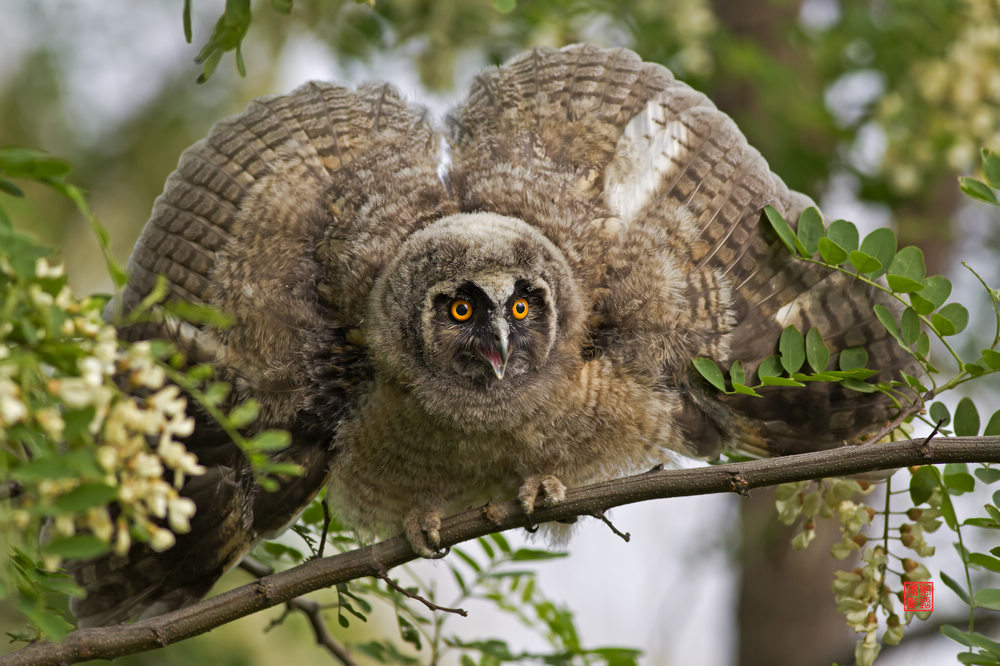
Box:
[479,346,506,380]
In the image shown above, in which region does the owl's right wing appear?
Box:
[447,44,917,458]
[77,82,451,626]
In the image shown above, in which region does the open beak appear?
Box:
[476,316,510,380]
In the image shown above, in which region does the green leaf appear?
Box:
[489,532,512,554]
[511,549,568,561]
[873,304,900,341]
[909,465,940,505]
[271,0,293,13]
[183,0,193,42]
[164,300,234,328]
[817,237,848,265]
[955,398,981,436]
[730,382,762,397]
[944,462,975,493]
[42,535,110,560]
[479,537,495,559]
[54,483,118,512]
[859,227,897,278]
[965,362,989,377]
[914,331,930,357]
[886,246,927,292]
[21,605,74,641]
[969,553,1000,572]
[760,375,806,387]
[930,401,951,427]
[0,177,24,197]
[796,207,824,255]
[887,275,925,293]
[841,378,876,393]
[827,219,859,253]
[909,275,952,315]
[965,517,1000,529]
[977,466,1000,482]
[960,176,999,204]
[805,328,829,372]
[839,347,869,370]
[763,206,806,256]
[693,357,725,391]
[249,430,291,451]
[397,613,421,649]
[974,589,1000,611]
[940,573,972,606]
[982,349,1000,370]
[757,355,782,379]
[848,250,882,274]
[901,372,927,392]
[729,360,746,386]
[932,302,970,336]
[899,308,920,345]
[228,400,259,428]
[984,148,1000,189]
[0,146,72,180]
[779,326,805,374]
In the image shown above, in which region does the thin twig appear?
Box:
[590,511,630,542]
[918,419,945,457]
[239,560,358,666]
[375,566,468,617]
[7,435,1000,666]
[859,396,928,447]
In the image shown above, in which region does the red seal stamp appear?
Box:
[902,581,933,612]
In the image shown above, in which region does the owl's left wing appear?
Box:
[446,44,917,458]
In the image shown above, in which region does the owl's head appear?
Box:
[366,213,584,427]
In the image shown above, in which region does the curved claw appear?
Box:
[404,507,446,558]
[518,474,567,516]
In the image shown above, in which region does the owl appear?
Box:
[69,44,914,626]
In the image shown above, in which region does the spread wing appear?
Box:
[446,43,917,458]
[76,82,449,626]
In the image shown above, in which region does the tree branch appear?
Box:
[238,559,359,666]
[5,435,1000,666]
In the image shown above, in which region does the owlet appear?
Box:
[69,44,915,626]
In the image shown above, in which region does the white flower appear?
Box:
[34,257,64,279]
[35,406,65,439]
[56,377,96,408]
[87,508,114,542]
[96,445,118,472]
[0,379,27,425]
[148,385,187,418]
[132,452,163,478]
[167,497,196,533]
[54,515,76,538]
[149,527,176,552]
[113,518,131,555]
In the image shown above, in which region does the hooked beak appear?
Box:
[476,316,510,380]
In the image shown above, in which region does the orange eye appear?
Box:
[511,298,529,320]
[450,299,473,321]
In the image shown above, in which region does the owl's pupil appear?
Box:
[450,299,472,321]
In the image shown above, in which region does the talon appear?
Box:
[518,474,566,515]
[404,507,444,558]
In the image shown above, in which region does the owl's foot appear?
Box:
[403,507,448,558]
[518,474,566,516]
